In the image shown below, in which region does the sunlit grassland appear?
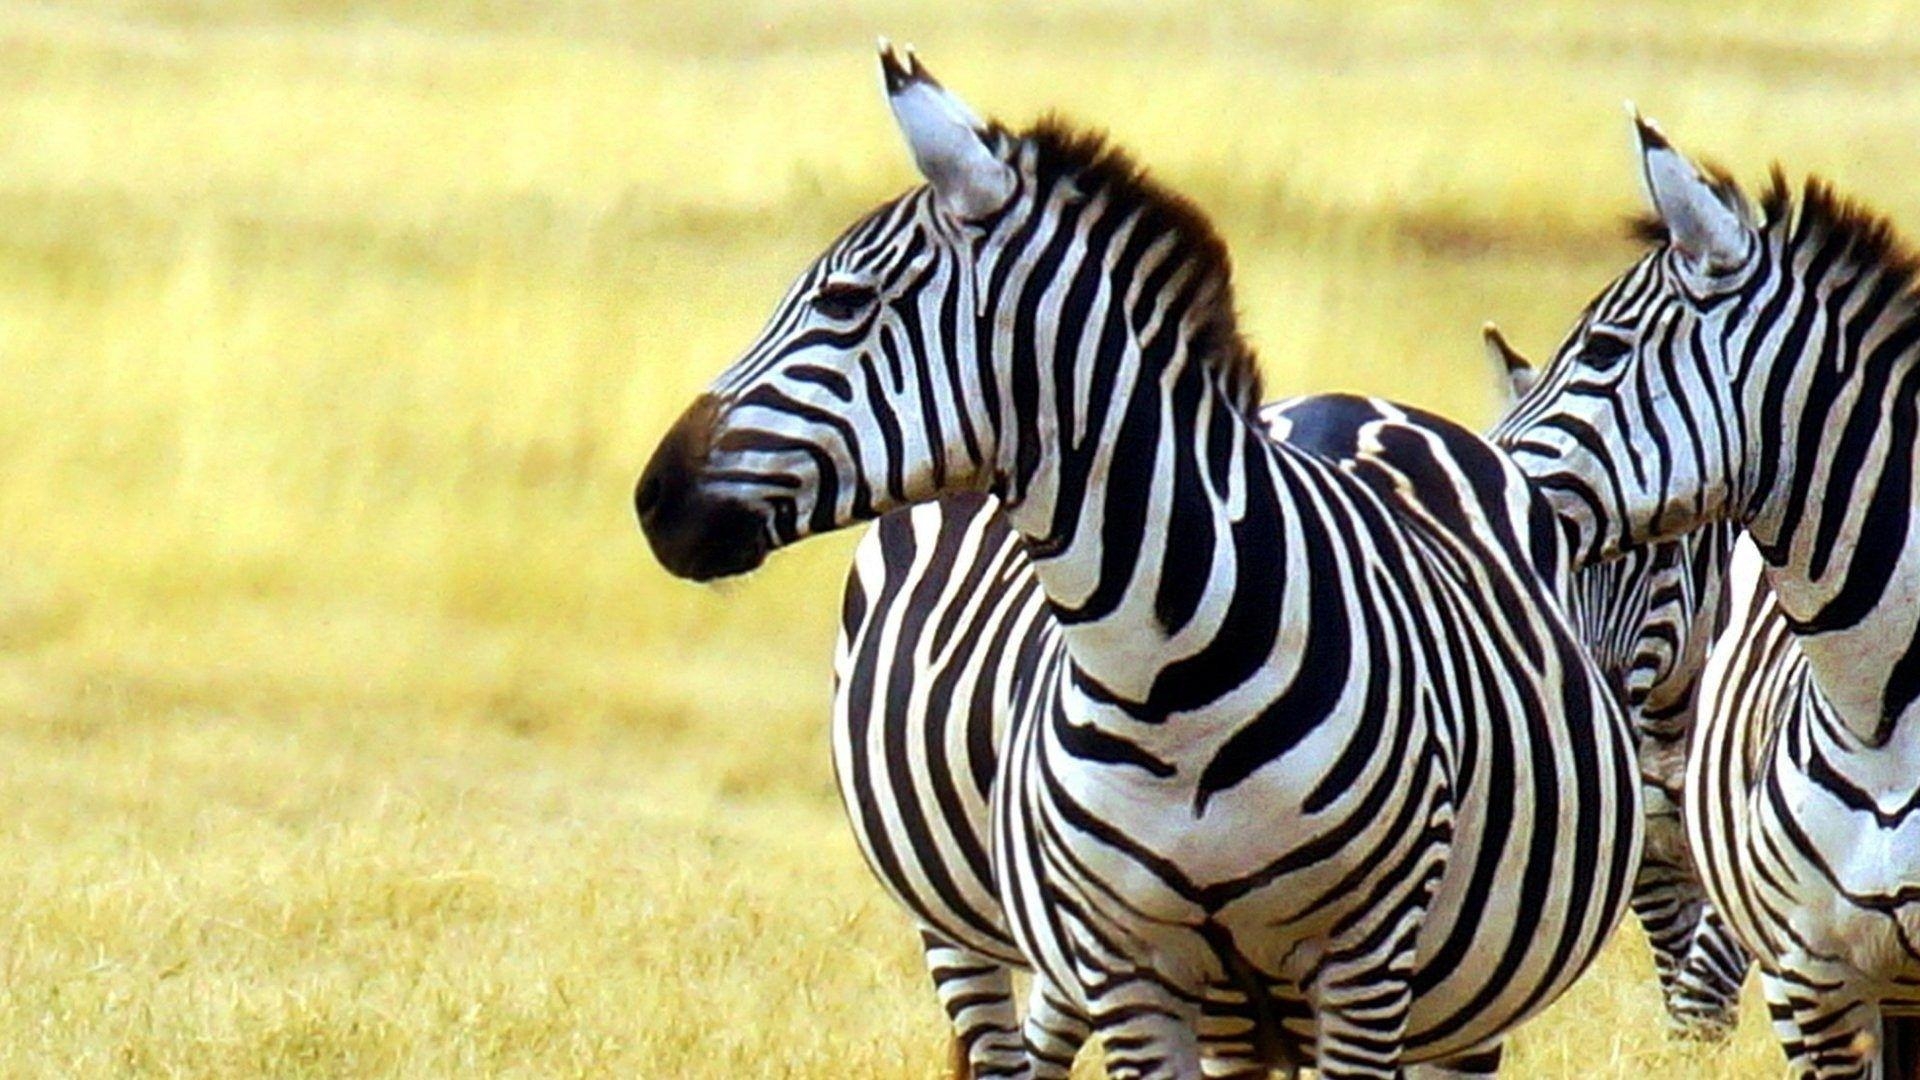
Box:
[2,0,1917,1074]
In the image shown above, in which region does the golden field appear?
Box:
[3,0,1918,1074]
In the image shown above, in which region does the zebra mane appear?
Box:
[1019,116,1264,413]
[1765,168,1920,307]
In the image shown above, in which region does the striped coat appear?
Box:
[1495,113,1920,1079]
[640,48,1641,1078]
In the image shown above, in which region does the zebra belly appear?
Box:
[1035,690,1435,926]
[994,695,1427,1005]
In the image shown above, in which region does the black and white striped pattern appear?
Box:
[833,491,1069,1075]
[1489,327,1750,1039]
[1689,536,1859,1074]
[1497,114,1920,1079]
[831,334,1749,1077]
[639,48,1640,1078]
[1563,522,1750,1038]
[840,491,1306,1077]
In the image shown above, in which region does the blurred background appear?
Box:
[0,0,1913,1074]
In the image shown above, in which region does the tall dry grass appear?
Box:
[2,0,1917,1074]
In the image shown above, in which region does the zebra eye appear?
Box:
[811,281,877,321]
[1583,333,1633,366]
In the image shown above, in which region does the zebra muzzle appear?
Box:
[637,394,771,581]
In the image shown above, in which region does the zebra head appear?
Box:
[636,45,1018,580]
[639,45,1255,581]
[1494,113,1762,564]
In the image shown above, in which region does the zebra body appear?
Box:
[1496,114,1920,1079]
[836,386,1644,1076]
[639,48,1639,1078]
[836,335,1747,1076]
[833,491,1055,1073]
[1687,534,1909,1073]
[979,389,1631,1076]
[1693,533,1920,1078]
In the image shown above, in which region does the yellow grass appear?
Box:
[3,0,1916,1074]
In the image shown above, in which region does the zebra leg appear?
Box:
[1196,996,1268,1079]
[1763,967,1816,1078]
[921,931,1026,1079]
[1634,768,1747,1042]
[1082,974,1204,1080]
[1199,1052,1281,1080]
[1762,963,1879,1080]
[1309,935,1422,1079]
[1666,907,1749,1042]
[1630,780,1706,1014]
[1196,987,1297,1079]
[1307,850,1442,1080]
[1021,977,1090,1079]
[1310,966,1415,1078]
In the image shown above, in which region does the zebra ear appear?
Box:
[879,41,1015,220]
[1631,109,1753,275]
[1482,322,1536,403]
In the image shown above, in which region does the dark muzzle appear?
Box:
[636,394,770,581]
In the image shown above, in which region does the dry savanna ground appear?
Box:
[3,0,1918,1075]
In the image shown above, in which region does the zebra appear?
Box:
[830,322,1746,1078]
[1494,111,1920,1079]
[637,45,1640,1077]
[1486,325,1750,1041]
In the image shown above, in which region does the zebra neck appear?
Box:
[1745,327,1920,743]
[1760,488,1920,745]
[994,357,1283,708]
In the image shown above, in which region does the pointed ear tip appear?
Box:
[876,38,911,94]
[1631,113,1672,153]
[905,46,939,90]
[1480,320,1499,339]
